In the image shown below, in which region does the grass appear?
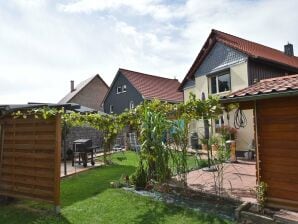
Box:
[0,152,233,224]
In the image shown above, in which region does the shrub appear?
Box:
[131,161,147,190]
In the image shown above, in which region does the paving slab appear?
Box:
[187,160,257,203]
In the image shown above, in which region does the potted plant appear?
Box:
[199,137,209,151]
[217,125,237,141]
[209,136,220,151]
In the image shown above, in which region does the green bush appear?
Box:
[131,161,147,189]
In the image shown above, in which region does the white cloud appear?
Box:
[182,0,298,51]
[0,0,297,104]
[58,0,184,20]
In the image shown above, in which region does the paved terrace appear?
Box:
[187,160,257,203]
[60,150,124,177]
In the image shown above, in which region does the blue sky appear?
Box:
[0,0,297,104]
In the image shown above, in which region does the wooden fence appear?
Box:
[0,115,61,208]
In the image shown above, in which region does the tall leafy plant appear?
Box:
[171,120,189,187]
[139,105,172,183]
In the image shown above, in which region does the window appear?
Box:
[122,85,127,92]
[116,85,127,94]
[210,73,231,94]
[117,86,122,94]
[130,101,134,109]
[110,105,114,114]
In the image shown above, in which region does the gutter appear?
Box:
[220,90,298,104]
[143,96,183,104]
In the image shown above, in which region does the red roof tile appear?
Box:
[214,30,298,69]
[180,29,298,90]
[225,74,298,99]
[119,68,183,103]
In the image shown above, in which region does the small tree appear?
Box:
[131,95,224,189]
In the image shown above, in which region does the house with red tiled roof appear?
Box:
[180,29,298,152]
[103,68,183,114]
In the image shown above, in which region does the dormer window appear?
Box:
[210,73,231,94]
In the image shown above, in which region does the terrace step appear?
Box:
[274,210,298,224]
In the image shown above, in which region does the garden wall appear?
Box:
[64,126,104,152]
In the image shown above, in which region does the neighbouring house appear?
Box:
[221,74,298,211]
[103,68,183,114]
[179,29,298,152]
[59,74,109,111]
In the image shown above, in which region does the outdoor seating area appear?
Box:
[62,146,123,177]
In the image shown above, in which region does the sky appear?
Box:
[0,0,297,104]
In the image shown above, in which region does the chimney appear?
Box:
[284,43,294,56]
[70,80,75,92]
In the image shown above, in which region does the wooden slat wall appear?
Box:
[0,116,61,205]
[248,59,297,85]
[257,97,298,211]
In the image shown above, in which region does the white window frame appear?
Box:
[122,85,127,92]
[116,86,122,94]
[209,72,231,94]
[110,105,114,114]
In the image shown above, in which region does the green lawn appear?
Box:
[0,152,232,224]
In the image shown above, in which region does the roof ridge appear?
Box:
[119,68,178,81]
[213,29,298,60]
[58,74,108,104]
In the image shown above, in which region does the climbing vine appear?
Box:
[12,94,225,188]
[13,107,64,119]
